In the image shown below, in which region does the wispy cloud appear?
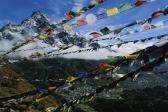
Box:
[72,0,86,12]
[47,0,73,21]
[47,0,89,21]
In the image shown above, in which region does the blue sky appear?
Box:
[0,0,90,28]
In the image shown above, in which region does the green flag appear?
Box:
[107,56,124,66]
[100,27,111,35]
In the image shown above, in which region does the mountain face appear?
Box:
[0,12,50,41]
[0,11,92,60]
[92,86,168,112]
[0,11,77,51]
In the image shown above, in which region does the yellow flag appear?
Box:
[45,107,55,112]
[63,25,71,31]
[104,65,115,72]
[35,96,48,103]
[39,34,48,39]
[124,53,140,60]
[89,96,96,101]
[106,7,119,16]
[91,0,99,5]
[65,76,78,83]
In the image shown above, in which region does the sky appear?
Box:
[0,0,90,28]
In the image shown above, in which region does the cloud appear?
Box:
[86,14,98,24]
[56,41,155,60]
[47,0,89,21]
[72,0,85,12]
[47,0,73,21]
[11,42,46,58]
[0,40,13,51]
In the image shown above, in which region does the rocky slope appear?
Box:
[11,58,107,87]
[0,65,35,98]
[92,86,168,112]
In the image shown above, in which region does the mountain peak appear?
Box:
[1,23,17,30]
[31,11,51,23]
[31,11,45,17]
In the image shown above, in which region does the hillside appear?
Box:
[0,63,64,112]
[11,58,106,87]
[0,65,35,98]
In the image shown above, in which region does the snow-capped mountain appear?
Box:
[0,11,80,56]
[1,11,49,39]
[0,0,168,60]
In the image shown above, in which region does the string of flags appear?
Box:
[35,43,160,96]
[4,16,165,57]
[53,41,168,110]
[39,9,168,50]
[2,38,34,57]
[38,7,168,49]
[90,32,163,43]
[1,31,167,61]
[1,3,168,61]
[1,54,167,112]
[63,53,141,85]
[53,54,168,112]
[87,13,168,42]
[55,41,167,91]
[46,34,168,57]
[60,0,106,24]
[46,44,74,55]
[52,10,167,51]
[7,20,167,57]
[1,2,168,112]
[91,19,168,42]
[1,7,167,58]
[13,46,48,53]
[0,42,167,104]
[63,0,164,30]
[36,40,167,96]
[46,48,154,112]
[38,48,145,96]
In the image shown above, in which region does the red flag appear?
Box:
[89,32,103,38]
